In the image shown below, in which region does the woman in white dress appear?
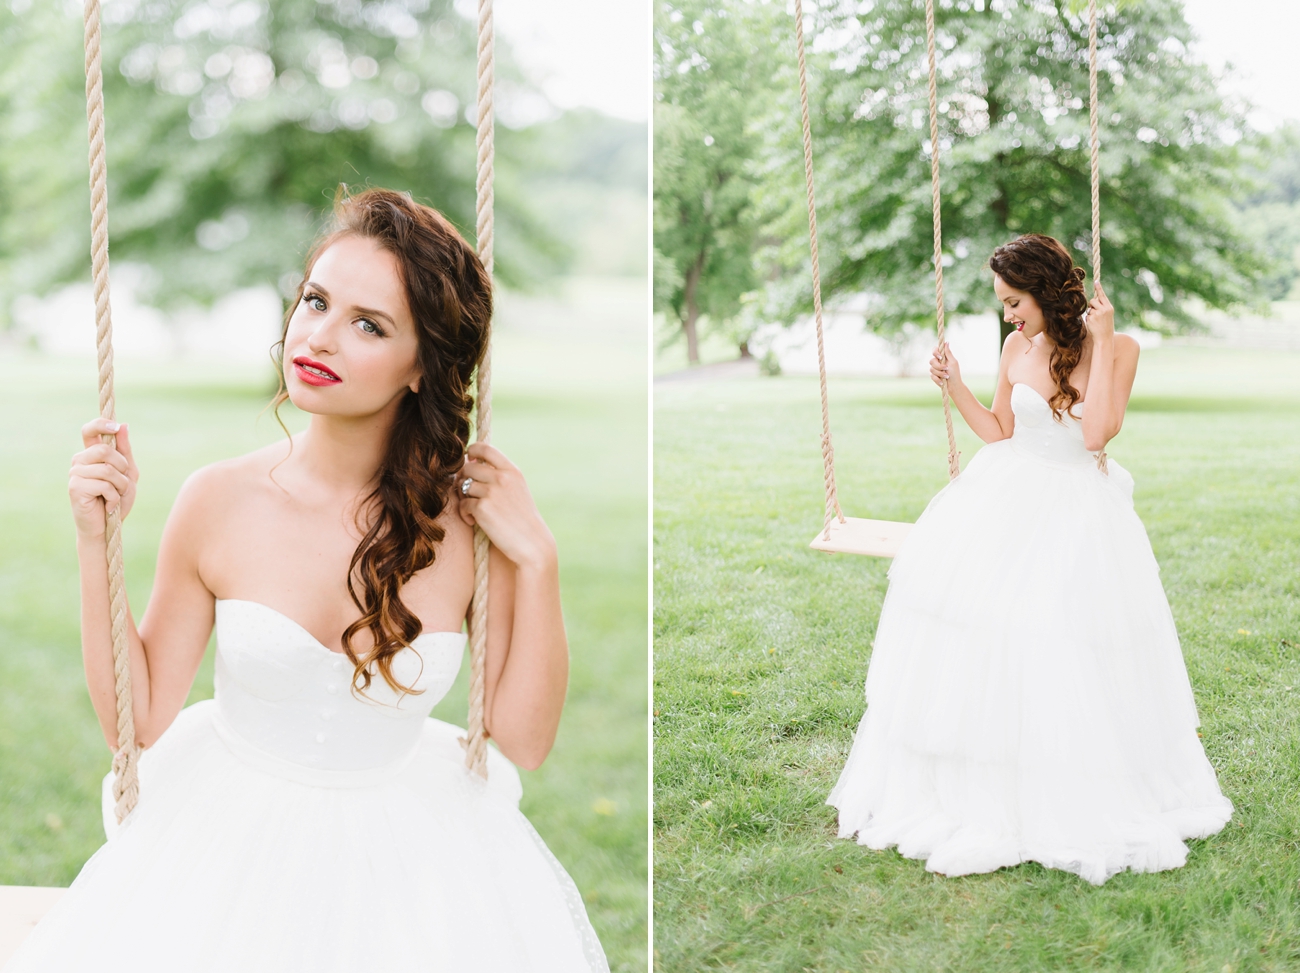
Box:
[7,189,608,971]
[827,233,1232,886]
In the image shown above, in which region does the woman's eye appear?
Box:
[358,318,382,336]
[303,294,326,312]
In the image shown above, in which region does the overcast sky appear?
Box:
[473,1,1296,131]
[1168,0,1297,130]
[458,0,648,123]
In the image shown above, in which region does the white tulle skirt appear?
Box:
[827,438,1232,885]
[4,702,608,972]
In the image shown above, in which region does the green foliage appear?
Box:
[655,0,1277,346]
[654,347,1300,971]
[653,0,779,357]
[760,0,1272,332]
[1235,122,1300,300]
[525,110,649,279]
[0,0,579,315]
[537,109,648,190]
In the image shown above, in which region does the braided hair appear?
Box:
[989,234,1089,421]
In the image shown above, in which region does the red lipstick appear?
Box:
[293,357,341,386]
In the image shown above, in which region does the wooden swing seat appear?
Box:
[809,517,912,558]
[0,886,66,964]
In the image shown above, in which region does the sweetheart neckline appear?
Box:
[1012,382,1085,414]
[216,598,465,657]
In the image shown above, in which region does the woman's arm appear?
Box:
[928,335,1021,444]
[1080,284,1140,452]
[70,419,216,750]
[456,444,568,771]
[70,419,151,750]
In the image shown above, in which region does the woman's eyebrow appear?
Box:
[353,305,397,327]
[303,282,397,327]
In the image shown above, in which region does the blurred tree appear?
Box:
[526,110,648,278]
[0,0,572,321]
[1235,121,1300,301]
[759,0,1271,349]
[654,0,778,364]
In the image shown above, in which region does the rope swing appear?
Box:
[792,0,844,539]
[83,0,499,816]
[82,0,140,825]
[797,0,1104,557]
[463,0,495,779]
[1087,0,1108,475]
[923,0,962,484]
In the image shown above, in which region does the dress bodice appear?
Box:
[1009,383,1097,467]
[36,596,608,973]
[212,599,465,775]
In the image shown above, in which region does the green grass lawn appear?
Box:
[654,344,1300,972]
[0,278,647,971]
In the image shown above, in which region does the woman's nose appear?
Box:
[306,318,337,354]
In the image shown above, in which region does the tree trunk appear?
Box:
[998,309,1015,349]
[682,251,704,365]
[737,340,752,359]
[683,307,700,365]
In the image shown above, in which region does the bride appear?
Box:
[827,233,1232,886]
[7,189,607,971]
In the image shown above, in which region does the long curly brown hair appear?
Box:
[988,234,1089,421]
[274,188,491,696]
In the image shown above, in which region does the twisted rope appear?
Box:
[1088,0,1101,291]
[1087,0,1107,474]
[463,0,494,779]
[83,0,139,824]
[923,0,960,481]
[792,0,844,540]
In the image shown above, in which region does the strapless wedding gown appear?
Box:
[4,599,608,972]
[828,383,1232,885]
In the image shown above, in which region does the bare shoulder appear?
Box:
[167,438,294,534]
[431,498,474,586]
[1113,331,1141,362]
[1001,329,1030,357]
[439,495,474,552]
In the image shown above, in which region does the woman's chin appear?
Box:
[286,384,395,422]
[285,382,342,416]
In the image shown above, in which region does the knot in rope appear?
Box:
[111,743,141,820]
